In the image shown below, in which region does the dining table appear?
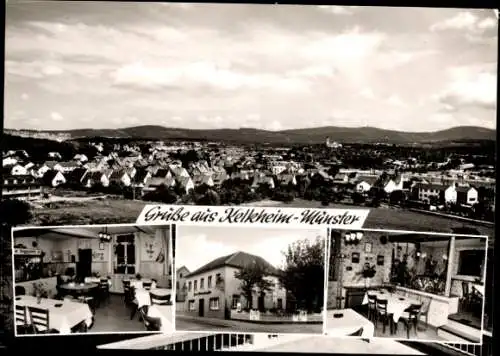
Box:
[84,277,113,286]
[60,282,99,298]
[362,290,421,323]
[325,308,375,338]
[126,278,156,290]
[135,288,171,308]
[147,304,174,333]
[15,295,93,335]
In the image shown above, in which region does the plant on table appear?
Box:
[32,281,49,303]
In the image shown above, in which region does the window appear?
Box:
[188,300,196,311]
[231,294,240,309]
[176,281,179,289]
[179,273,183,278]
[208,276,212,288]
[188,281,192,291]
[216,273,221,284]
[277,298,283,309]
[200,278,204,290]
[194,280,198,291]
[209,297,220,310]
[458,250,485,277]
[114,234,136,275]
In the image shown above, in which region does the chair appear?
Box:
[460,282,471,311]
[99,278,110,305]
[397,304,421,339]
[150,291,170,305]
[139,305,162,331]
[143,281,153,290]
[367,294,377,321]
[348,327,364,336]
[417,297,431,331]
[15,305,32,335]
[123,280,132,304]
[15,286,26,296]
[70,320,88,333]
[27,306,59,334]
[375,299,391,334]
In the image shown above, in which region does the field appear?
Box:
[29,198,494,237]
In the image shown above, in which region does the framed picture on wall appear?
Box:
[351,252,360,264]
[365,243,372,253]
[377,255,385,266]
[99,242,105,250]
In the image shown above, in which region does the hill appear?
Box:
[4,125,496,144]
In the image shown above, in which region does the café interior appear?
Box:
[327,229,489,342]
[12,224,174,335]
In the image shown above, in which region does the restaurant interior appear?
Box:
[12,224,174,335]
[327,229,488,342]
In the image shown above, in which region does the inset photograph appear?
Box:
[12,224,174,335]
[326,229,488,342]
[175,226,326,334]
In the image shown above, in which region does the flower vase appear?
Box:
[36,293,42,304]
[364,278,371,290]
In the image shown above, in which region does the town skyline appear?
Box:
[5,3,498,132]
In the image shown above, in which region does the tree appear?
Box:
[234,262,273,311]
[352,192,365,205]
[0,199,33,227]
[280,237,325,313]
[389,190,406,206]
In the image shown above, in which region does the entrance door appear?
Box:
[77,249,92,281]
[258,293,265,311]
[198,298,204,317]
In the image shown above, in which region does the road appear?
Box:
[175,315,323,334]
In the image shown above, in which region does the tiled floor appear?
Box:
[88,294,152,333]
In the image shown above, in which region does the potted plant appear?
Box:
[361,264,376,289]
[32,281,48,304]
[135,273,142,280]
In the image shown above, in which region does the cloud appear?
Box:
[430,11,497,34]
[437,67,497,111]
[317,5,356,15]
[50,111,64,121]
[387,94,406,107]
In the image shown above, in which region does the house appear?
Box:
[177,176,195,194]
[109,170,132,187]
[2,174,42,200]
[42,170,66,187]
[83,171,110,188]
[184,251,287,319]
[43,161,63,172]
[276,174,297,186]
[456,186,478,206]
[354,175,378,193]
[66,168,89,186]
[153,168,173,179]
[413,183,457,204]
[251,172,275,189]
[48,152,62,160]
[211,169,228,186]
[176,266,191,303]
[2,156,18,166]
[142,177,176,195]
[73,154,88,162]
[192,174,214,187]
[10,164,29,176]
[131,168,152,187]
[379,174,404,194]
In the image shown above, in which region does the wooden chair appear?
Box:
[70,320,88,333]
[27,306,59,334]
[15,305,32,335]
[417,297,431,331]
[15,286,26,296]
[139,305,162,331]
[150,291,170,305]
[367,294,377,321]
[349,327,364,336]
[123,280,132,304]
[98,278,110,305]
[143,281,153,290]
[375,299,391,334]
[397,304,421,339]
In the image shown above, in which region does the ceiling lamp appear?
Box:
[98,227,112,242]
[345,231,363,245]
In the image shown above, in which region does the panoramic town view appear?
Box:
[2,2,496,355]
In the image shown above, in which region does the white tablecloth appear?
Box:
[127,279,156,290]
[16,295,93,334]
[363,291,421,323]
[147,305,174,333]
[84,277,112,286]
[325,309,375,338]
[135,288,170,308]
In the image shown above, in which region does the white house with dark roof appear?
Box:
[183,251,287,320]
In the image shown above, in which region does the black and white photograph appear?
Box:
[2,3,496,235]
[12,224,174,335]
[1,2,497,355]
[174,225,326,334]
[326,229,490,342]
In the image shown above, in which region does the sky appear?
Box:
[4,2,498,132]
[175,225,325,272]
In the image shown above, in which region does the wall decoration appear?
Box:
[346,266,353,271]
[351,252,360,264]
[99,242,104,250]
[365,243,372,253]
[377,255,385,266]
